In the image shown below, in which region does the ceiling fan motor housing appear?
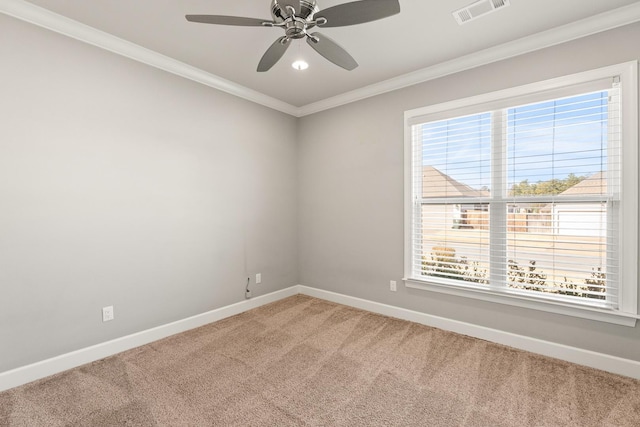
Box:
[271,0,319,21]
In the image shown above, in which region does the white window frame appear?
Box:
[403,61,638,327]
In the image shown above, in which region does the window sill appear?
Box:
[403,277,638,327]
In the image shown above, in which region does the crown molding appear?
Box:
[3,0,640,118]
[297,2,640,117]
[0,0,299,117]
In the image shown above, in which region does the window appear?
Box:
[404,62,638,326]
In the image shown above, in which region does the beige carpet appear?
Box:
[1,295,639,426]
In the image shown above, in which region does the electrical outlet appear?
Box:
[102,306,114,322]
[256,273,262,284]
[390,281,397,292]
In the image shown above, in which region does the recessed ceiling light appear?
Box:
[292,60,309,71]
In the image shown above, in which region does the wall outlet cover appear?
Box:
[102,306,114,322]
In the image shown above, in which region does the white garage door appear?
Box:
[556,207,606,237]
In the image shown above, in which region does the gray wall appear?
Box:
[298,22,640,362]
[2,11,639,375]
[0,15,298,372]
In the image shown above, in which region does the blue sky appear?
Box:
[420,90,610,192]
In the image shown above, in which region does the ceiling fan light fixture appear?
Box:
[292,60,309,70]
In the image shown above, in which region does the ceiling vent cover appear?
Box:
[453,0,510,25]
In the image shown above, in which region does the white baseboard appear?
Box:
[0,287,299,392]
[3,284,638,393]
[297,285,640,380]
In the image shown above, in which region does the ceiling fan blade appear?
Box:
[257,37,291,72]
[185,15,271,26]
[291,0,302,14]
[306,32,358,71]
[315,0,400,27]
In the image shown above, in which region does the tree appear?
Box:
[508,173,587,196]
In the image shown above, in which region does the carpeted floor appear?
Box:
[1,294,639,426]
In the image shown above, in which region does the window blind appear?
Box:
[410,81,621,309]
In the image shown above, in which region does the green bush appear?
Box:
[421,248,605,300]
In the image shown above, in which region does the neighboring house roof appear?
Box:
[420,168,605,200]
[538,171,606,212]
[422,166,489,198]
[559,171,606,195]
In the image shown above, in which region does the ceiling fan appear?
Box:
[186,0,401,72]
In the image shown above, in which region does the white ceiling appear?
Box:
[7,0,640,112]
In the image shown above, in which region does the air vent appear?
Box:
[453,0,510,25]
